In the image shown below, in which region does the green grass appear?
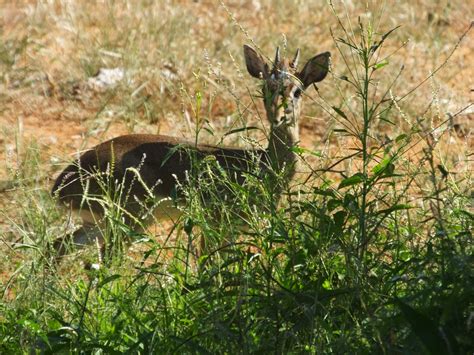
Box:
[1,1,473,353]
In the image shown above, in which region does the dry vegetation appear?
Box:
[0,0,473,352]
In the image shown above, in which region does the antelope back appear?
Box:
[52,135,267,217]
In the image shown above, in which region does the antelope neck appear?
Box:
[267,123,299,180]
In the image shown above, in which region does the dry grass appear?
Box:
[0,0,472,263]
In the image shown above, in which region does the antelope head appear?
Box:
[243,45,330,138]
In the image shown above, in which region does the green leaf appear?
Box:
[379,115,395,125]
[369,26,401,55]
[372,59,389,70]
[372,156,392,175]
[336,37,359,51]
[328,198,341,212]
[290,146,305,154]
[332,106,348,120]
[97,274,121,288]
[338,173,365,189]
[195,91,202,109]
[343,194,357,208]
[378,105,395,125]
[203,127,215,136]
[377,204,412,215]
[395,133,408,143]
[399,249,412,262]
[380,25,401,44]
[312,188,337,198]
[395,299,454,355]
[13,243,40,251]
[290,146,323,157]
[371,156,395,179]
[322,280,332,290]
[369,43,380,54]
[454,209,473,220]
[333,211,346,228]
[223,126,260,137]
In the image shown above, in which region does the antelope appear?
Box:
[51,45,330,258]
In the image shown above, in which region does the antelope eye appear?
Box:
[293,88,302,98]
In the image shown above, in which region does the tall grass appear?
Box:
[1,2,473,354]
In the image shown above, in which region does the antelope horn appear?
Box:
[273,46,280,71]
[291,48,300,70]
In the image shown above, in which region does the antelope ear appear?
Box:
[243,45,267,79]
[298,52,330,88]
